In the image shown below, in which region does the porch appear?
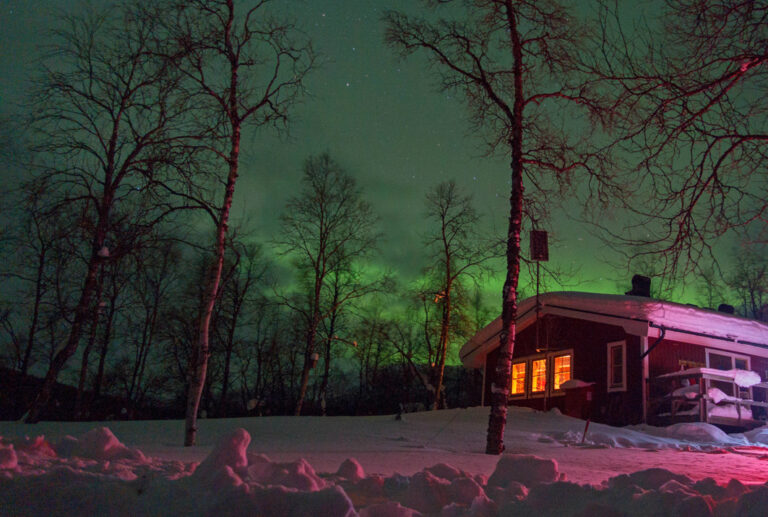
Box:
[649,368,768,431]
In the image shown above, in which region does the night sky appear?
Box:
[0,0,659,304]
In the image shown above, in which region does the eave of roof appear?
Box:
[459,291,768,369]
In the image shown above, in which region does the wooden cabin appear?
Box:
[460,291,768,430]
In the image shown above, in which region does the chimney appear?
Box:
[625,275,651,297]
[717,304,735,314]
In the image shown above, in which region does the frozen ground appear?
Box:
[1,406,768,516]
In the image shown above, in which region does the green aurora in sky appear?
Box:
[0,0,736,309]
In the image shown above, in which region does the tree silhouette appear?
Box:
[386,0,623,453]
[168,0,315,445]
[422,181,497,410]
[595,0,768,278]
[278,154,385,416]
[22,1,198,422]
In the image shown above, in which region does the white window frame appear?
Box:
[550,352,574,393]
[510,361,528,398]
[511,349,574,399]
[530,356,548,396]
[705,349,752,398]
[607,340,627,392]
[705,349,750,371]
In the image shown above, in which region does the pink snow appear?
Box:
[337,458,366,482]
[1,406,768,515]
[56,427,146,462]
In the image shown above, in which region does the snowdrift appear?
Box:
[2,415,768,516]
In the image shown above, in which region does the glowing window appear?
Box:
[511,362,526,395]
[553,354,572,391]
[532,359,547,393]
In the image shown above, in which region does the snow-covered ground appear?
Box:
[1,406,768,516]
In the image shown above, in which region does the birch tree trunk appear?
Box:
[185,126,240,446]
[173,0,314,443]
[485,2,524,454]
[25,216,110,423]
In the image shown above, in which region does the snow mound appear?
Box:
[187,429,348,514]
[487,454,562,487]
[665,422,736,444]
[337,457,366,481]
[425,462,464,480]
[560,379,594,389]
[743,426,768,445]
[192,427,250,488]
[56,427,146,462]
[3,424,768,515]
[194,428,327,491]
[402,470,452,513]
[12,436,57,458]
[261,457,326,491]
[607,467,693,490]
[0,444,18,470]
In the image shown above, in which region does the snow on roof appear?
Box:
[460,291,768,368]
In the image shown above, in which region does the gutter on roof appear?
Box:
[643,321,768,351]
[640,325,666,359]
[535,303,768,350]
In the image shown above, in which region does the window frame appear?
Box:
[510,361,527,397]
[606,340,627,393]
[551,352,573,393]
[705,349,750,371]
[509,349,574,399]
[531,358,548,394]
[705,349,752,398]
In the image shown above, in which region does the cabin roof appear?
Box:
[460,291,768,369]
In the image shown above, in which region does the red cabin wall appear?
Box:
[483,314,644,425]
[480,313,768,427]
[648,339,706,379]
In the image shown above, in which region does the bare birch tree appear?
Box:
[169,0,315,445]
[594,0,768,278]
[1,182,68,382]
[386,1,623,453]
[423,180,497,410]
[212,239,269,417]
[278,153,385,416]
[22,1,199,422]
[727,244,768,319]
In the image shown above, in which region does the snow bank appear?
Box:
[2,425,768,516]
[487,455,563,487]
[0,444,17,470]
[743,426,768,445]
[56,427,146,462]
[665,422,738,444]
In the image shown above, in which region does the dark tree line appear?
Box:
[0,1,495,427]
[0,170,490,422]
